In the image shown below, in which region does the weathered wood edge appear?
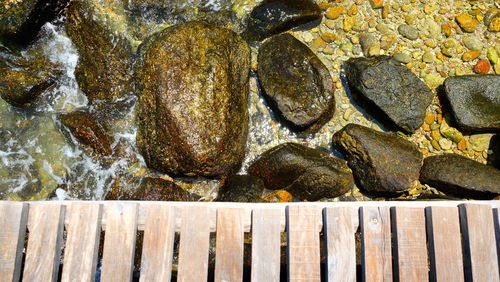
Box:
[11,200,500,233]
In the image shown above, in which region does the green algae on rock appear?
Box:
[0,44,62,108]
[59,111,114,158]
[66,1,134,103]
[136,21,250,178]
[245,0,322,41]
[344,56,434,133]
[441,75,500,133]
[0,0,66,45]
[332,123,423,194]
[248,142,354,201]
[420,154,500,199]
[257,33,335,134]
[216,175,265,202]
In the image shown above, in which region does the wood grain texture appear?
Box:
[140,205,176,282]
[214,208,245,282]
[287,205,321,282]
[251,208,282,282]
[177,205,211,282]
[23,203,65,282]
[426,206,464,282]
[324,207,358,282]
[392,207,428,281]
[61,202,102,282]
[459,204,500,282]
[361,206,392,282]
[100,202,138,282]
[0,202,28,282]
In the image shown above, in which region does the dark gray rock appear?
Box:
[332,123,423,193]
[420,154,500,199]
[442,75,500,133]
[491,134,500,169]
[245,0,321,41]
[136,21,250,178]
[344,56,434,133]
[248,142,354,201]
[216,175,265,202]
[258,33,335,134]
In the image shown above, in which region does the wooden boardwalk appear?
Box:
[1,200,500,281]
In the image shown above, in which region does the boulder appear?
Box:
[344,56,434,133]
[66,1,134,103]
[0,44,62,108]
[441,75,500,133]
[216,175,265,202]
[332,123,423,193]
[59,111,114,157]
[245,0,321,41]
[136,21,250,177]
[247,142,354,201]
[257,33,335,134]
[420,154,500,198]
[0,0,66,46]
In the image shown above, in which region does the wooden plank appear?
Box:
[324,207,358,282]
[459,204,500,282]
[0,202,28,282]
[360,206,392,282]
[177,206,211,282]
[214,208,245,282]
[100,202,138,282]
[287,205,321,282]
[140,205,176,282]
[494,208,500,274]
[251,208,282,282]
[23,203,65,282]
[392,207,428,281]
[426,206,464,282]
[61,202,102,282]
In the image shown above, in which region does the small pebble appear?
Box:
[326,6,347,20]
[431,130,441,141]
[422,52,434,63]
[474,59,490,74]
[393,52,411,63]
[343,17,355,32]
[431,140,441,150]
[456,14,479,32]
[487,48,498,65]
[463,36,483,51]
[441,23,452,37]
[398,24,419,40]
[438,138,452,150]
[424,112,435,125]
[462,50,480,62]
[369,0,383,9]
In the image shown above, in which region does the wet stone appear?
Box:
[332,124,423,194]
[216,175,265,202]
[398,24,418,40]
[245,0,322,41]
[420,154,500,199]
[0,44,62,108]
[442,75,500,132]
[66,1,134,103]
[136,21,250,178]
[59,111,114,157]
[248,142,354,201]
[257,33,335,134]
[344,56,434,133]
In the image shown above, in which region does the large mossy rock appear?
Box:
[247,142,354,201]
[420,154,500,199]
[344,56,434,133]
[332,123,423,193]
[258,33,335,134]
[59,111,114,158]
[441,75,500,133]
[0,0,66,46]
[66,1,134,103]
[0,44,62,108]
[216,175,265,202]
[136,21,250,178]
[245,0,321,41]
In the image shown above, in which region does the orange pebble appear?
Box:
[474,59,490,74]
